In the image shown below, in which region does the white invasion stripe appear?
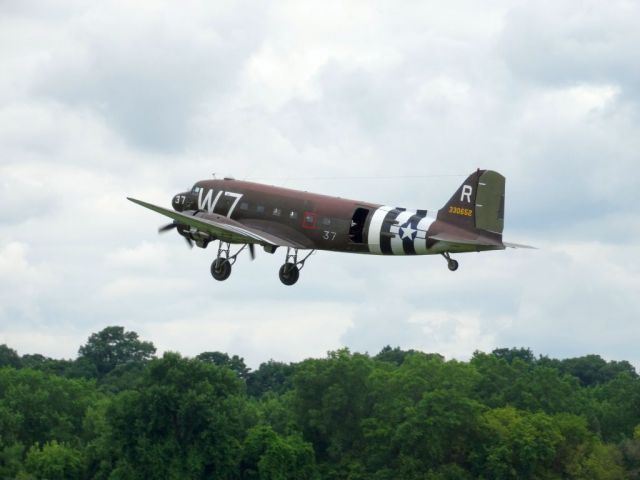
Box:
[367,206,393,254]
[414,214,437,254]
[390,210,416,255]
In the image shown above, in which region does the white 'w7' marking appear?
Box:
[198,189,244,217]
[198,189,223,213]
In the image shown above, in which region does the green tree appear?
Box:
[0,367,99,447]
[593,373,640,441]
[78,326,156,378]
[471,352,584,414]
[241,425,317,480]
[478,407,563,479]
[491,347,536,365]
[20,354,98,379]
[247,360,295,397]
[0,442,25,479]
[559,355,638,387]
[24,440,84,480]
[373,346,427,366]
[293,349,373,465]
[197,351,250,380]
[104,352,249,479]
[0,344,21,368]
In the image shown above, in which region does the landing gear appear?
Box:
[210,241,251,281]
[279,263,300,286]
[211,258,232,281]
[442,252,459,272]
[279,248,314,286]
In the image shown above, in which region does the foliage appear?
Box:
[247,360,295,397]
[240,425,317,479]
[0,344,21,368]
[197,351,251,380]
[77,326,156,378]
[24,440,84,480]
[0,332,638,479]
[103,352,249,479]
[0,367,99,447]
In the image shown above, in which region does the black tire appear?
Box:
[448,259,459,272]
[279,263,300,286]
[211,258,232,281]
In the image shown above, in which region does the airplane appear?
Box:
[127,169,532,286]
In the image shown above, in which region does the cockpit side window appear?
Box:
[191,186,201,194]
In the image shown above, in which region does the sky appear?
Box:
[1,0,639,368]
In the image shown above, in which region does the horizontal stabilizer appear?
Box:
[503,241,537,249]
[429,233,502,247]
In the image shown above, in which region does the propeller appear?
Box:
[158,222,193,249]
[158,222,177,233]
[248,243,255,260]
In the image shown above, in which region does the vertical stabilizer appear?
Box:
[437,169,505,236]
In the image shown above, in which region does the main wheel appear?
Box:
[211,258,232,281]
[279,263,300,286]
[448,259,459,272]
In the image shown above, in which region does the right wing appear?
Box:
[127,197,305,249]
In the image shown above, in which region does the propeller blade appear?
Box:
[184,236,194,249]
[158,223,177,234]
[248,243,255,260]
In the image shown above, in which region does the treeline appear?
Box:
[1,327,640,479]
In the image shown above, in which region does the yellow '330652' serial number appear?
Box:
[449,206,473,217]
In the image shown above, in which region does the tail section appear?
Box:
[437,169,505,236]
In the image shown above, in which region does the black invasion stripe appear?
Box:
[380,208,402,255]
[417,209,427,217]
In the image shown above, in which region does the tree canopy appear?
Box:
[1,331,639,479]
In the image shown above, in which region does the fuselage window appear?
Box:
[305,215,314,224]
[321,217,331,226]
[273,208,282,217]
[289,211,298,220]
[257,205,265,214]
[239,202,249,211]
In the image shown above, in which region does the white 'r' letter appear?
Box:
[461,185,473,203]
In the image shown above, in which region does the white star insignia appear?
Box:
[400,223,416,240]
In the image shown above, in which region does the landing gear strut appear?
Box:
[279,248,314,286]
[442,252,459,272]
[210,242,251,281]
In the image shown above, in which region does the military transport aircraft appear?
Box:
[128,169,531,286]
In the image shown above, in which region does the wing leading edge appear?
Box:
[127,197,304,249]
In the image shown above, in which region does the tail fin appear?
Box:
[437,169,505,235]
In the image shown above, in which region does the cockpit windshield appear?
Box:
[191,185,201,194]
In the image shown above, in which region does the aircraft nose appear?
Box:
[172,193,186,211]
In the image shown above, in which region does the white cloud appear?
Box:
[0,242,52,321]
[0,0,639,370]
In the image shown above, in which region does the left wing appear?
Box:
[127,197,305,248]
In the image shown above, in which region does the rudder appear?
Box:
[474,170,505,234]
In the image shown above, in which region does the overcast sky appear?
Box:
[1,0,639,368]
